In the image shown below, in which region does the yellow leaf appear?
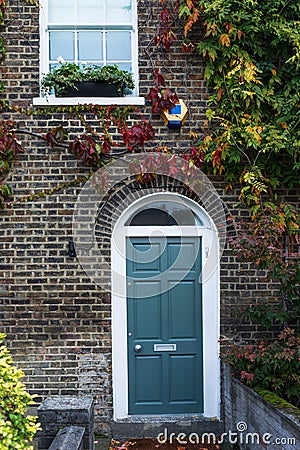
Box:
[204,135,212,144]
[205,22,218,37]
[184,8,200,37]
[219,33,231,47]
[227,62,241,77]
[244,61,259,83]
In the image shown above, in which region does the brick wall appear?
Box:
[223,364,300,449]
[0,0,298,432]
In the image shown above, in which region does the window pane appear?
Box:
[49,63,59,71]
[106,31,131,61]
[130,209,176,226]
[78,32,103,62]
[49,31,75,61]
[77,0,103,23]
[106,0,132,23]
[127,202,203,226]
[115,63,132,72]
[48,0,75,23]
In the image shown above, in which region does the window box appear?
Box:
[55,81,123,98]
[41,62,134,98]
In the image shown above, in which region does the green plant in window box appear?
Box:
[41,62,135,97]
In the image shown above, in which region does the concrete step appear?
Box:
[111,415,224,440]
[48,426,85,450]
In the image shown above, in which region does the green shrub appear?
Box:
[0,334,40,450]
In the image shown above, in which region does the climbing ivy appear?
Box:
[2,0,298,218]
[221,327,300,407]
[177,1,300,402]
[179,0,300,214]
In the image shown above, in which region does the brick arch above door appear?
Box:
[94,174,226,279]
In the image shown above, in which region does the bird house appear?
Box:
[161,99,188,129]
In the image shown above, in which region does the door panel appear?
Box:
[168,281,196,338]
[135,356,163,403]
[127,237,203,415]
[169,355,197,402]
[167,242,196,271]
[134,294,162,340]
[132,242,162,272]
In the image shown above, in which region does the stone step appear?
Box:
[48,426,85,450]
[111,416,224,440]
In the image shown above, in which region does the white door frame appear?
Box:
[111,193,220,420]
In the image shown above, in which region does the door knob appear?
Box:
[134,344,142,352]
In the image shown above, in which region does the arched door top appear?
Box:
[114,192,215,231]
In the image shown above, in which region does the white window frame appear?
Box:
[111,193,221,421]
[36,0,143,105]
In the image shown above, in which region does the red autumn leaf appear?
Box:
[182,41,194,53]
[0,136,25,159]
[153,69,166,87]
[128,161,141,175]
[154,33,160,47]
[123,122,155,149]
[168,162,180,177]
[102,137,111,154]
[218,88,224,101]
[136,172,156,185]
[183,147,205,169]
[69,135,99,167]
[9,137,24,156]
[142,153,159,173]
[43,131,59,148]
[42,126,67,148]
[147,86,160,103]
[160,8,172,24]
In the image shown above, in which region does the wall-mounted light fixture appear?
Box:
[68,239,76,258]
[161,99,188,129]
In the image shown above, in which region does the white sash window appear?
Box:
[39,0,139,95]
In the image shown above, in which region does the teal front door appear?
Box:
[127,237,203,415]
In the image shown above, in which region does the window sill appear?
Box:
[32,96,145,107]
